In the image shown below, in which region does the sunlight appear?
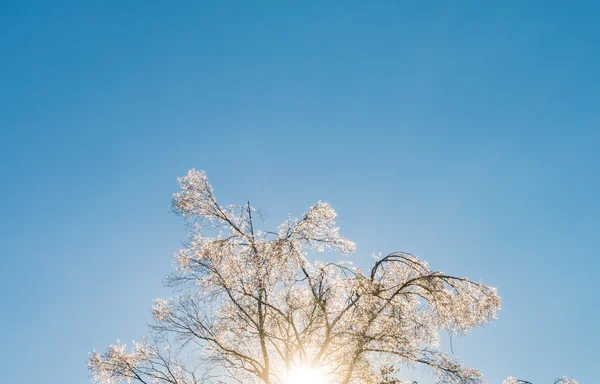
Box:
[287,366,327,384]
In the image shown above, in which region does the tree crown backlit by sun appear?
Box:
[88,170,576,384]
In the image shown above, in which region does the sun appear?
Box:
[287,366,327,384]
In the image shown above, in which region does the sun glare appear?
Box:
[287,367,327,384]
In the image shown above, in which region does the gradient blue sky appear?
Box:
[1,1,598,383]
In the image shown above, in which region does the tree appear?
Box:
[88,170,576,384]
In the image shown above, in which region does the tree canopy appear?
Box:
[88,170,576,384]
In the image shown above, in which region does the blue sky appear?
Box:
[1,1,598,383]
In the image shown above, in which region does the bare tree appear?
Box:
[88,170,576,384]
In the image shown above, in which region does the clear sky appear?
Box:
[1,1,598,383]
